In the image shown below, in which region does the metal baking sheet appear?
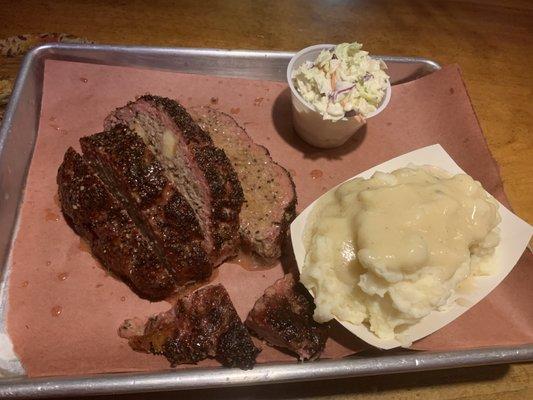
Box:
[0,44,530,398]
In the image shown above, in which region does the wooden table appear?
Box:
[0,0,531,399]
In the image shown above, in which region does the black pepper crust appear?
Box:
[81,125,167,208]
[273,168,297,254]
[193,145,244,251]
[80,125,212,285]
[246,274,327,361]
[126,284,260,369]
[216,321,259,369]
[107,95,244,264]
[139,95,244,261]
[57,148,175,300]
[189,106,297,260]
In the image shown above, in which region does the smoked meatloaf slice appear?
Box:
[80,125,212,287]
[105,96,243,265]
[119,284,260,369]
[189,106,296,259]
[57,148,175,300]
[246,274,327,360]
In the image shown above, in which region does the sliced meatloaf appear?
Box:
[189,106,296,259]
[80,125,211,286]
[120,284,260,369]
[57,148,175,300]
[105,96,243,265]
[246,274,327,360]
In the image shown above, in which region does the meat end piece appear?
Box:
[120,284,260,369]
[80,125,211,286]
[105,96,243,265]
[57,148,175,300]
[246,274,327,360]
[189,106,296,260]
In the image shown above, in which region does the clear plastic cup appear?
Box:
[287,44,392,149]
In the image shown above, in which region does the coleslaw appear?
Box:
[292,42,390,121]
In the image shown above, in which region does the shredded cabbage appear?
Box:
[292,42,390,121]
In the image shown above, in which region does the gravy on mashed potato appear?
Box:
[301,166,501,340]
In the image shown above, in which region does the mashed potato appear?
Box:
[301,166,501,340]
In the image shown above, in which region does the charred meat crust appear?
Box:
[189,106,297,259]
[138,95,245,260]
[81,125,168,208]
[122,284,260,369]
[105,95,243,265]
[57,148,175,300]
[215,321,259,369]
[80,125,212,285]
[193,145,242,245]
[246,274,327,361]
